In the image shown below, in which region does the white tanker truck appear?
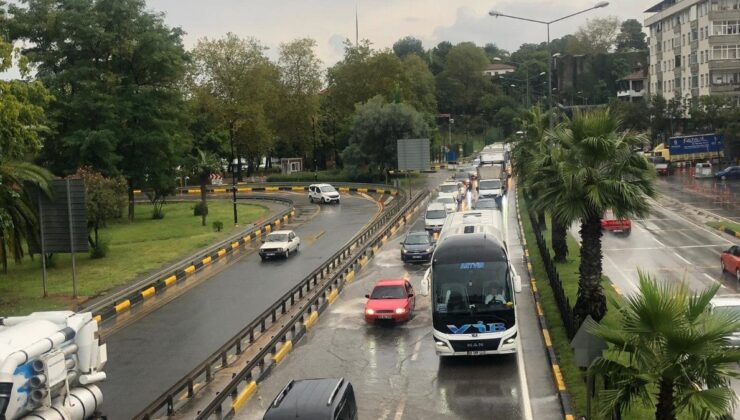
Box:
[0,311,107,420]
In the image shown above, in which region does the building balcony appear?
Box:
[709,83,740,93]
[617,89,646,98]
[709,10,740,20]
[708,34,740,45]
[708,59,740,70]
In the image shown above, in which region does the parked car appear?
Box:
[424,202,448,232]
[601,209,631,235]
[434,197,456,213]
[364,279,416,323]
[308,183,341,204]
[472,198,500,210]
[715,166,740,180]
[259,230,301,260]
[401,231,435,263]
[709,297,740,347]
[721,245,740,281]
[263,378,357,420]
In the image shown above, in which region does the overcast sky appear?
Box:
[148,0,653,65]
[2,0,655,79]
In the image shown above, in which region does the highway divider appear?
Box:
[83,184,399,325]
[514,192,575,420]
[135,188,429,420]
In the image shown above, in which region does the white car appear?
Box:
[425,203,448,232]
[308,183,340,204]
[438,182,459,201]
[259,230,301,260]
[434,197,457,213]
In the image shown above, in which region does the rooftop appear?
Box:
[484,63,516,71]
[645,0,676,13]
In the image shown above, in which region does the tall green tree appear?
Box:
[275,38,322,165]
[189,33,280,179]
[341,96,430,176]
[568,16,620,54]
[401,54,437,115]
[537,109,655,323]
[590,273,740,420]
[10,0,191,220]
[616,19,648,52]
[392,36,425,59]
[435,42,489,114]
[429,41,453,75]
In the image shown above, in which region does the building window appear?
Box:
[691,75,699,88]
[713,20,740,35]
[690,51,698,65]
[701,74,705,87]
[712,44,740,59]
[700,27,704,40]
[691,28,698,41]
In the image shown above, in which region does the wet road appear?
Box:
[100,193,380,419]
[237,179,561,420]
[655,170,739,222]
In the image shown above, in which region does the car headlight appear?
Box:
[401,249,408,253]
[425,247,433,253]
[365,308,375,315]
[395,307,407,314]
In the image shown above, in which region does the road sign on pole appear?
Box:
[397,138,431,171]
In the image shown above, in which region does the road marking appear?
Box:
[516,334,534,420]
[393,393,407,420]
[649,199,734,244]
[604,253,638,292]
[704,273,727,288]
[673,252,691,265]
[410,340,422,361]
[651,237,667,248]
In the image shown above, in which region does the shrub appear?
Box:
[89,240,109,259]
[212,220,223,232]
[152,207,165,219]
[193,202,208,216]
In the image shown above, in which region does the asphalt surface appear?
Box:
[655,170,739,222]
[99,192,380,419]
[237,175,561,420]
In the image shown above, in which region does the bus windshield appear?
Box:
[433,261,512,315]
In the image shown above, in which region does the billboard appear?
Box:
[668,134,724,155]
[397,138,431,171]
[37,179,89,253]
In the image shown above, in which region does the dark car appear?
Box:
[473,198,500,210]
[263,378,357,420]
[715,166,740,180]
[401,231,435,263]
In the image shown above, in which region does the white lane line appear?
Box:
[515,334,534,420]
[673,252,691,265]
[604,253,638,292]
[649,199,734,244]
[704,273,727,288]
[393,394,407,420]
[410,340,422,361]
[652,237,667,248]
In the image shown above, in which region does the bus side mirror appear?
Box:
[512,267,522,293]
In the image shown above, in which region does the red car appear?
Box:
[601,210,632,235]
[721,245,740,281]
[364,279,415,324]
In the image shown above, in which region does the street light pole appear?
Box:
[489,1,610,129]
[229,124,238,225]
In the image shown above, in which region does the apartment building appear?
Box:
[646,0,740,104]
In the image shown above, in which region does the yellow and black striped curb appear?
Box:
[92,210,297,324]
[133,185,400,196]
[219,197,429,416]
[514,193,575,420]
[710,224,740,240]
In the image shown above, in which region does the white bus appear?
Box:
[429,210,522,356]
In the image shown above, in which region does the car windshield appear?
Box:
[266,234,288,242]
[439,184,457,193]
[426,210,447,219]
[405,234,430,245]
[479,180,502,189]
[436,197,454,204]
[475,200,498,209]
[370,285,407,299]
[320,186,336,193]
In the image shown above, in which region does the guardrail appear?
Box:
[135,189,429,419]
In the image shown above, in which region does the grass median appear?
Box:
[707,220,740,234]
[0,200,268,316]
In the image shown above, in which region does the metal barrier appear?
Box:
[134,189,427,419]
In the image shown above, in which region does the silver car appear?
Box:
[710,297,740,347]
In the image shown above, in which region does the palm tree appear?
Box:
[0,160,52,273]
[512,106,568,261]
[188,149,222,226]
[538,109,655,322]
[590,272,740,420]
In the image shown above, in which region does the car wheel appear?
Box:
[285,249,290,258]
[309,196,314,203]
[721,260,726,273]
[737,269,740,282]
[296,244,300,252]
[260,255,266,262]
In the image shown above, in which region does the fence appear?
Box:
[527,207,578,340]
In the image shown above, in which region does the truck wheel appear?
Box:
[624,229,631,236]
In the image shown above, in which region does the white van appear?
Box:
[424,203,448,232]
[694,162,713,178]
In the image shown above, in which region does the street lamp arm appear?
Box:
[488,11,548,24]
[549,5,607,24]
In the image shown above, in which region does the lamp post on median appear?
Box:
[489,1,609,128]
